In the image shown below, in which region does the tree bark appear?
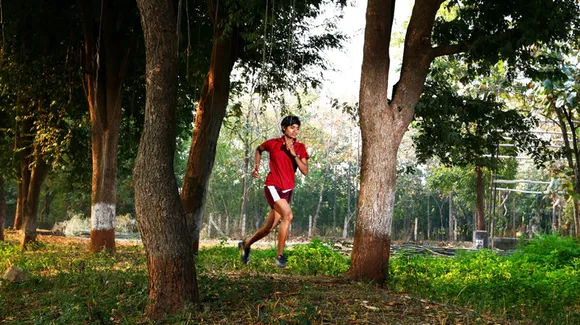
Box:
[181,9,239,253]
[135,0,199,318]
[0,176,5,241]
[349,0,442,284]
[80,0,137,253]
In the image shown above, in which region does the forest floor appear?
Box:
[0,231,527,324]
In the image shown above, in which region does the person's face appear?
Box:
[283,124,300,139]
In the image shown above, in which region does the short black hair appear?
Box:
[281,115,300,128]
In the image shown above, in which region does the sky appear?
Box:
[320,0,415,103]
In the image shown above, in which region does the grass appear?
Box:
[1,232,577,324]
[389,235,580,325]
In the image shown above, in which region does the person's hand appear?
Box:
[285,138,296,156]
[252,168,259,179]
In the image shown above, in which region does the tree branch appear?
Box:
[431,43,470,58]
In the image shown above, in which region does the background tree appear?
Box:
[530,44,580,236]
[79,0,141,253]
[0,0,86,249]
[181,0,347,252]
[413,59,548,233]
[350,0,579,284]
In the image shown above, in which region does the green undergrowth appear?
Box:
[1,234,579,324]
[0,236,352,324]
[389,235,580,324]
[197,237,350,276]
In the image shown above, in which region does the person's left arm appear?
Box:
[286,140,308,176]
[293,154,308,176]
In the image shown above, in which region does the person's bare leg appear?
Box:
[273,199,293,256]
[245,209,281,248]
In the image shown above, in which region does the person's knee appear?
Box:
[282,213,293,223]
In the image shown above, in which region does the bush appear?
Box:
[389,237,580,324]
[513,234,580,267]
[287,238,349,276]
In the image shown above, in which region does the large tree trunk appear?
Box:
[0,176,5,241]
[348,0,398,283]
[134,0,198,318]
[181,9,238,253]
[349,0,440,284]
[20,146,48,250]
[80,0,136,253]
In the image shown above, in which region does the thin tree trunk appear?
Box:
[414,217,418,242]
[80,0,137,253]
[208,214,213,238]
[41,189,51,224]
[554,105,579,237]
[343,158,352,239]
[476,166,485,230]
[225,213,230,236]
[448,192,453,241]
[14,117,33,230]
[332,170,337,232]
[573,201,580,237]
[240,139,249,237]
[134,0,198,318]
[313,162,330,236]
[427,194,430,240]
[20,148,47,250]
[512,194,516,235]
[439,205,444,240]
[558,197,566,235]
[239,110,259,238]
[0,175,5,241]
[454,216,458,241]
[181,9,239,253]
[14,170,28,230]
[254,203,260,232]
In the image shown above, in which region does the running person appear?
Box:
[239,116,309,268]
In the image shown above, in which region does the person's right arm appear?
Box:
[252,144,265,179]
